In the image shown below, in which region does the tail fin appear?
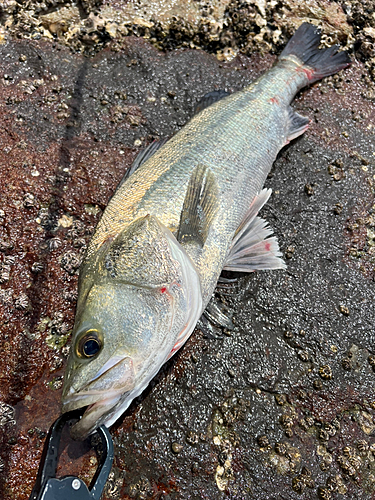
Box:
[279,23,351,83]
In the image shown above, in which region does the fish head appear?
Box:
[62,215,202,439]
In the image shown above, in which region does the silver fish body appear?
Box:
[84,62,307,301]
[62,23,350,439]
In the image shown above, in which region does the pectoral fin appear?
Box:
[177,165,218,247]
[224,189,286,272]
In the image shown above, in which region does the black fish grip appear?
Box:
[29,410,114,500]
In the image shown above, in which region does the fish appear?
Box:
[61,23,351,439]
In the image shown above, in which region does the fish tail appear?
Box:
[279,22,351,83]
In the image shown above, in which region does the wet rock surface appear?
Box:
[1,2,375,499]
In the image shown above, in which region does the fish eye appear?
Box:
[77,330,102,359]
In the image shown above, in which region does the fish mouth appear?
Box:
[62,355,135,440]
[64,393,124,440]
[61,387,124,416]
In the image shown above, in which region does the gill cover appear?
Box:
[62,215,203,438]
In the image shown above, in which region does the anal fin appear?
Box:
[224,188,286,272]
[287,107,310,142]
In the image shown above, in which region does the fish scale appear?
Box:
[62,23,351,439]
[88,64,304,270]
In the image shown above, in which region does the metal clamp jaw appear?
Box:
[29,410,114,500]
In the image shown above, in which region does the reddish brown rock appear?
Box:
[0,20,374,500]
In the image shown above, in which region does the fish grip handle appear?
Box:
[29,410,114,500]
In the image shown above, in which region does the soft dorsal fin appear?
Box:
[194,90,230,115]
[177,165,218,247]
[287,107,310,142]
[224,188,286,272]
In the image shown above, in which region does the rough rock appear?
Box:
[0,1,375,499]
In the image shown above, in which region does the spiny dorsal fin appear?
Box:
[130,138,169,173]
[177,165,218,247]
[116,138,169,191]
[194,90,230,115]
[287,107,310,142]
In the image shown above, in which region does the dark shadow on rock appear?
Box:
[8,60,89,402]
